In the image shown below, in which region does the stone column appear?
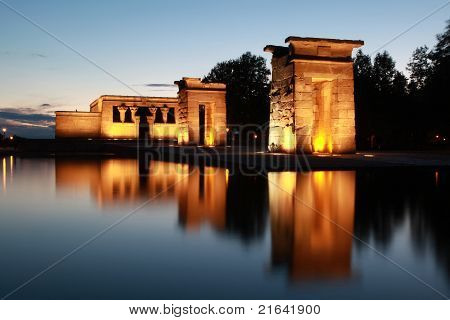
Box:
[146,114,155,125]
[160,107,169,123]
[130,105,139,123]
[118,105,128,123]
[147,107,157,124]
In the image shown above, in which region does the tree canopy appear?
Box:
[203,52,270,126]
[354,19,450,149]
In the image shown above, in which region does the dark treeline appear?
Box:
[354,20,450,149]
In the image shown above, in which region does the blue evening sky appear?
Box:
[0,0,449,137]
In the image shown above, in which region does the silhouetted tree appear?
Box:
[354,50,410,148]
[432,19,450,62]
[373,51,397,93]
[203,52,271,126]
[407,46,432,93]
[354,50,375,148]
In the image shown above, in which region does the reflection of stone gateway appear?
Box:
[268,171,355,280]
[55,78,226,146]
[265,37,363,154]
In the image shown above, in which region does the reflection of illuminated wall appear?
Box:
[269,171,355,280]
[55,159,227,232]
[178,167,227,231]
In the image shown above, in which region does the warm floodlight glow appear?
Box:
[281,127,295,153]
[9,136,13,140]
[205,128,215,146]
[2,128,6,133]
[313,135,325,152]
[313,134,333,154]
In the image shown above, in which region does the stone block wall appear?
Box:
[268,55,295,152]
[175,78,227,146]
[55,111,101,138]
[265,37,363,154]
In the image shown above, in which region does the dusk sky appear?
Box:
[0,0,449,137]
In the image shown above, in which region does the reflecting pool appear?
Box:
[0,156,448,299]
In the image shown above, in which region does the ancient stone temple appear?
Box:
[264,37,363,153]
[55,77,227,146]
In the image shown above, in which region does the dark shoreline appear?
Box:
[2,139,450,171]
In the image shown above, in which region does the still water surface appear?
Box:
[0,157,448,299]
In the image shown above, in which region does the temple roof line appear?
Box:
[285,36,364,45]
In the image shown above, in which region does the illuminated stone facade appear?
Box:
[175,78,227,146]
[265,37,363,153]
[55,78,227,146]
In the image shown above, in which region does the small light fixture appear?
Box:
[2,128,6,133]
[226,128,230,133]
[9,136,13,140]
[253,134,258,139]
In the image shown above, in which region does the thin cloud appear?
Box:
[134,83,177,88]
[145,83,177,88]
[0,50,47,59]
[2,118,53,128]
[0,109,55,138]
[0,110,54,123]
[0,103,57,116]
[31,53,47,58]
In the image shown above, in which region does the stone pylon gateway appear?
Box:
[264,37,363,154]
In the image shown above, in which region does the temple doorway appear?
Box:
[199,104,206,145]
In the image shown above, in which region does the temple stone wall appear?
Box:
[55,80,226,145]
[294,61,356,153]
[55,111,101,138]
[175,78,226,146]
[93,96,178,139]
[176,90,189,144]
[268,55,295,152]
[151,123,179,140]
[265,37,363,154]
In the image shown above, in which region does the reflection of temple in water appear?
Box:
[55,158,357,280]
[268,171,355,280]
[55,159,228,231]
[55,159,268,239]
